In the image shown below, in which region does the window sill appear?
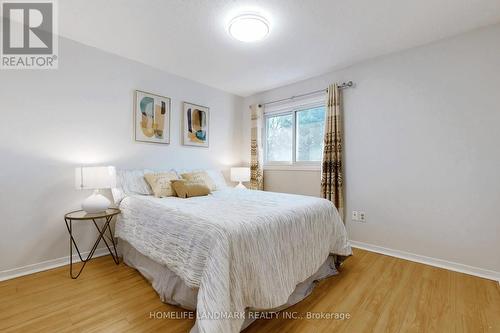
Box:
[263,164,321,172]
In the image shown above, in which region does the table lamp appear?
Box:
[230,167,250,189]
[75,166,116,213]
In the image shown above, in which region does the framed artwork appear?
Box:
[183,102,209,147]
[134,90,171,144]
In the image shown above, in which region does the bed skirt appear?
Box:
[120,239,342,332]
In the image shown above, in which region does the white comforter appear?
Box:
[115,189,351,333]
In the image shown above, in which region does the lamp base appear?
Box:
[82,192,111,214]
[235,182,247,189]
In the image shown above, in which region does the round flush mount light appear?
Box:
[228,13,270,42]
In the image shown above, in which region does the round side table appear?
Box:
[64,208,121,279]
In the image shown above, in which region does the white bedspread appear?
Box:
[115,189,351,333]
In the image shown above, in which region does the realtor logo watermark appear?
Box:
[1,0,58,69]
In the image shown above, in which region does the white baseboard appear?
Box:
[0,247,110,282]
[2,242,499,286]
[350,240,500,284]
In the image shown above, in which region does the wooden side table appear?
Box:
[64,208,121,279]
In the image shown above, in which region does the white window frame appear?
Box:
[263,94,325,171]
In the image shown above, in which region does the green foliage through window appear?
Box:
[265,106,325,163]
[296,107,325,161]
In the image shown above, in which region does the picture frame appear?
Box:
[134,90,171,144]
[183,102,209,147]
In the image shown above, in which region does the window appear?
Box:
[296,106,326,162]
[264,103,325,167]
[265,113,293,162]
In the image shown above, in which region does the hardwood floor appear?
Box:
[0,248,498,332]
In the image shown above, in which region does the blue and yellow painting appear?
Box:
[184,102,209,147]
[135,91,170,144]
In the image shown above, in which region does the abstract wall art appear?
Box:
[134,90,171,144]
[183,102,209,147]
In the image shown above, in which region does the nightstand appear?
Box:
[64,208,121,279]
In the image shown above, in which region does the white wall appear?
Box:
[243,24,500,274]
[0,37,243,275]
[263,170,321,196]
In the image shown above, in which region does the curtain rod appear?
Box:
[257,81,354,108]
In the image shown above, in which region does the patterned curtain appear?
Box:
[321,84,345,221]
[249,104,264,190]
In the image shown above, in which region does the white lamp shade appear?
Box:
[230,167,250,182]
[75,166,116,190]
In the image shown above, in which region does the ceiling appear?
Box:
[59,0,500,96]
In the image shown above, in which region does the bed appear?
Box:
[113,170,351,333]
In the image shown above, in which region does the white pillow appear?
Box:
[113,169,181,204]
[175,168,229,191]
[206,169,230,191]
[115,169,154,196]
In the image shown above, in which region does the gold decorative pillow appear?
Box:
[144,172,179,197]
[171,179,211,198]
[180,171,216,191]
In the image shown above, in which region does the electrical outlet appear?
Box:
[351,211,359,221]
[359,211,366,222]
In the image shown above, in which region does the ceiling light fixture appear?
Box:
[228,13,270,42]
